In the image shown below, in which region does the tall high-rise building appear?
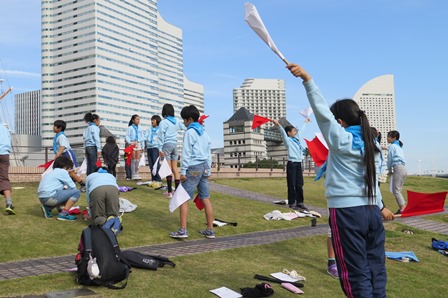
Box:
[41,0,203,146]
[15,90,41,136]
[233,79,286,121]
[184,75,204,114]
[353,74,396,148]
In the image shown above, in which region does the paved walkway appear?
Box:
[1,182,447,283]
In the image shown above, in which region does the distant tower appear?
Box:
[41,0,203,147]
[353,75,396,148]
[15,90,41,136]
[233,79,286,122]
[223,107,267,168]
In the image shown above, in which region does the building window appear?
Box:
[229,126,244,133]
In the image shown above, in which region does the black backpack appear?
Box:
[121,250,176,270]
[75,225,131,289]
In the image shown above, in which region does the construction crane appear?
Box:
[0,87,13,101]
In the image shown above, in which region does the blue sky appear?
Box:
[1,1,447,174]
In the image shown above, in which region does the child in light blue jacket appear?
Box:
[287,63,394,298]
[387,130,407,214]
[0,124,15,215]
[37,156,81,221]
[126,114,145,180]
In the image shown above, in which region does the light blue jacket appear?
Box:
[0,125,11,155]
[55,134,71,153]
[36,168,76,198]
[303,79,383,209]
[125,125,145,148]
[157,118,186,150]
[278,122,307,162]
[181,123,212,175]
[387,142,406,171]
[145,126,159,149]
[83,123,101,151]
[85,172,118,205]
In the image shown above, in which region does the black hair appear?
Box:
[52,156,73,170]
[92,114,100,122]
[128,114,140,127]
[388,130,403,147]
[284,125,295,135]
[162,104,175,117]
[106,136,116,144]
[330,99,376,203]
[83,112,93,122]
[96,166,109,172]
[53,120,66,131]
[151,115,162,126]
[370,127,381,153]
[180,105,200,122]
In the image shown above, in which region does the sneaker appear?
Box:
[199,229,216,239]
[169,228,188,239]
[132,175,142,180]
[394,209,402,215]
[5,204,16,215]
[157,185,168,191]
[57,213,77,221]
[289,204,299,210]
[297,203,309,212]
[41,205,53,219]
[163,192,173,198]
[79,185,86,193]
[327,264,339,279]
[126,178,131,181]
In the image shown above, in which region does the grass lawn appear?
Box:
[1,223,447,298]
[0,177,447,297]
[214,176,448,213]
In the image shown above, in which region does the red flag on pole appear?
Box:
[198,115,209,125]
[194,194,205,211]
[124,145,135,166]
[304,137,329,167]
[38,160,54,170]
[251,115,271,130]
[401,191,447,218]
[95,158,102,167]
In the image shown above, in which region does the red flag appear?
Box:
[198,115,209,125]
[401,191,447,218]
[96,158,102,167]
[38,160,54,170]
[124,145,135,166]
[305,137,329,167]
[251,115,271,129]
[194,195,205,211]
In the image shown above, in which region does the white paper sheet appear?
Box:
[299,106,313,118]
[210,287,242,298]
[169,184,191,213]
[244,2,285,61]
[152,157,159,176]
[159,157,173,179]
[270,272,299,282]
[138,152,146,167]
[77,159,87,176]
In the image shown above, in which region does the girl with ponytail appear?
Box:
[287,63,394,298]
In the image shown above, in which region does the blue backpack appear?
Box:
[431,238,448,256]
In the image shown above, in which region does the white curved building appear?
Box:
[353,74,396,148]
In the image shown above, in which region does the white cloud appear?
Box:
[2,70,41,78]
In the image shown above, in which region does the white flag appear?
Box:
[244,2,286,62]
[138,152,146,167]
[169,184,191,213]
[41,161,55,177]
[152,157,159,177]
[159,158,173,179]
[299,107,313,118]
[77,159,87,176]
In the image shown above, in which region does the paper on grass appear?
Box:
[299,106,313,118]
[270,272,300,282]
[138,152,146,167]
[244,2,285,61]
[41,161,55,177]
[210,287,242,298]
[169,184,190,213]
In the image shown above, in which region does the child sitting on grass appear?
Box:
[37,156,81,221]
[169,105,215,239]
